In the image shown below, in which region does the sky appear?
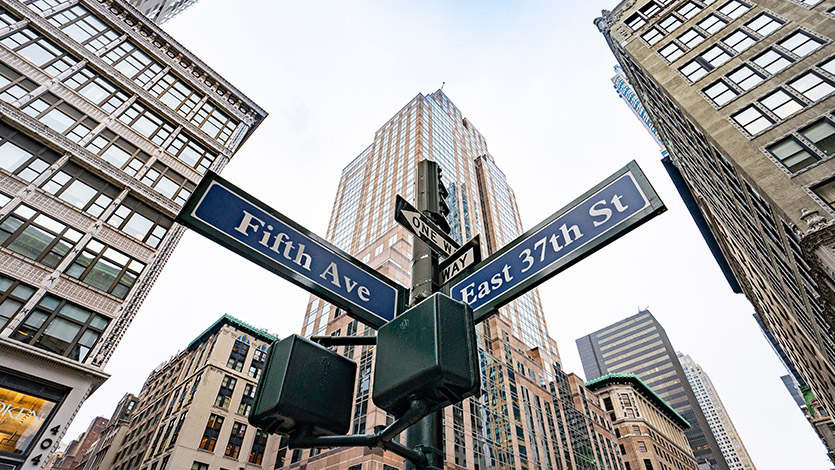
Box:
[64,1,832,468]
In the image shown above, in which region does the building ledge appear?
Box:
[0,337,110,388]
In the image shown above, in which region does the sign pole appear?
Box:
[403,160,445,470]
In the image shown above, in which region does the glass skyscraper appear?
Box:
[281,90,624,470]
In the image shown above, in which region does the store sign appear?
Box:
[0,387,56,455]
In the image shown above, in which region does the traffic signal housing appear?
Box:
[417,160,451,234]
[249,335,357,436]
[372,293,480,417]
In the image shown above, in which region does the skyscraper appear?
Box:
[283,90,624,470]
[577,310,728,469]
[0,0,265,468]
[677,353,756,470]
[596,0,835,422]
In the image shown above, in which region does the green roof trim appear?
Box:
[187,313,278,351]
[800,385,816,417]
[585,373,690,430]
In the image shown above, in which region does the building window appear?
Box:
[0,6,17,26]
[759,90,803,119]
[0,128,61,182]
[800,119,835,156]
[11,295,109,362]
[767,137,816,172]
[658,15,682,33]
[642,27,664,46]
[722,29,755,53]
[248,429,267,465]
[680,60,708,82]
[22,93,98,143]
[47,5,119,53]
[238,382,256,417]
[165,132,217,174]
[779,30,825,58]
[704,80,738,106]
[66,239,146,299]
[745,13,783,36]
[0,204,83,268]
[41,161,120,217]
[638,441,648,452]
[101,40,163,87]
[727,64,763,90]
[0,27,78,76]
[214,375,236,410]
[677,2,701,19]
[198,414,223,451]
[190,462,208,470]
[106,197,172,248]
[118,101,176,146]
[227,339,249,372]
[752,49,793,75]
[191,101,238,145]
[0,62,38,104]
[150,73,202,117]
[698,14,727,35]
[813,178,835,211]
[658,42,684,62]
[678,29,705,49]
[788,72,834,101]
[624,13,646,31]
[224,421,246,459]
[718,0,750,20]
[139,161,195,206]
[0,275,35,330]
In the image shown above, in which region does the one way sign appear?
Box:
[394,195,460,258]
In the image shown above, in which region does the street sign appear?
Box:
[177,171,407,329]
[439,235,481,284]
[394,195,460,258]
[448,161,665,323]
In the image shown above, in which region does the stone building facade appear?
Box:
[105,314,281,470]
[586,373,699,470]
[0,1,265,468]
[596,0,835,422]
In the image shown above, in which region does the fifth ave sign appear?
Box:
[177,172,407,329]
[448,161,665,322]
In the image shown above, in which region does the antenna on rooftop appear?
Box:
[441,81,445,90]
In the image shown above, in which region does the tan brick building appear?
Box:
[586,373,698,470]
[104,315,281,470]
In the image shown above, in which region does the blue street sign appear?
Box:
[177,172,406,329]
[448,161,665,323]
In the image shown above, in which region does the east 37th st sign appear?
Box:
[177,160,665,329]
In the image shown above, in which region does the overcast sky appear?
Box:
[64,1,832,468]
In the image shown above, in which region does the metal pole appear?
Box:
[403,160,444,470]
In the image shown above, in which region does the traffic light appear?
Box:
[417,160,451,234]
[372,293,480,417]
[249,335,357,437]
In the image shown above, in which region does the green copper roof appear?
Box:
[585,373,690,430]
[187,313,278,351]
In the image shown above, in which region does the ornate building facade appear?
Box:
[596,0,835,425]
[0,1,265,468]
